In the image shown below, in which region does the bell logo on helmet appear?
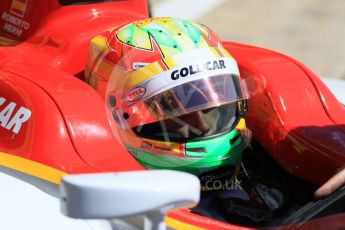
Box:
[127,86,146,102]
[171,60,226,80]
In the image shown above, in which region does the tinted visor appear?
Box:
[133,74,244,141]
[134,103,239,141]
[145,74,243,119]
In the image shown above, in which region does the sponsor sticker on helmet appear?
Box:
[141,141,152,149]
[133,62,149,70]
[127,86,146,103]
[171,59,226,80]
[125,57,239,105]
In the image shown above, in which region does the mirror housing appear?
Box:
[60,170,200,220]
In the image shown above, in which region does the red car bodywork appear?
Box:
[227,41,345,185]
[0,0,344,229]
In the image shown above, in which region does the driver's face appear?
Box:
[164,110,213,138]
[133,103,237,141]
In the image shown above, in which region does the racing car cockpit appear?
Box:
[1,0,345,229]
[83,16,345,227]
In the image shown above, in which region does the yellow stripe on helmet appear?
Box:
[125,61,165,89]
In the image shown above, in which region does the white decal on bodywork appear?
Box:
[0,97,32,134]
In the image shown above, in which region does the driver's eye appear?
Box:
[202,108,213,113]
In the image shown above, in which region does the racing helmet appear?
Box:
[85,17,251,187]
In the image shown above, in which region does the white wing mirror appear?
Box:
[60,170,200,229]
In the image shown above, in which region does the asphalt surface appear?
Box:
[151,0,345,80]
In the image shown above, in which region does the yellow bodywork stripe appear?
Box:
[0,152,66,184]
[165,216,205,230]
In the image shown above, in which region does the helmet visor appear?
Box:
[144,74,243,119]
[134,103,239,141]
[133,74,244,141]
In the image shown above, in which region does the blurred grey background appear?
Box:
[151,0,345,80]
